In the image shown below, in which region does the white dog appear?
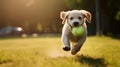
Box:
[60,10,92,55]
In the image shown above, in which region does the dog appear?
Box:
[60,10,92,55]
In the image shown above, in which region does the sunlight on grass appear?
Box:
[0,36,120,67]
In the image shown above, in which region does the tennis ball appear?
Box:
[72,26,84,37]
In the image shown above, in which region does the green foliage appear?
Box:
[64,0,95,10]
[115,11,120,21]
[108,0,120,21]
[64,0,83,9]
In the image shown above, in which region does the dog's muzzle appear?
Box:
[73,22,79,27]
[67,21,84,30]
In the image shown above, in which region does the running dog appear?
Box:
[60,10,92,55]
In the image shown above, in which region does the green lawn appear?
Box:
[0,36,120,67]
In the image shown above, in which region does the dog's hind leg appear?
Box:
[71,43,82,55]
[71,36,86,55]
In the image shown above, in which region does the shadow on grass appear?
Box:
[75,55,107,67]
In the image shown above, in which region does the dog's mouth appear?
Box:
[73,21,84,27]
[67,21,83,30]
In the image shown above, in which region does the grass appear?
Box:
[0,36,120,67]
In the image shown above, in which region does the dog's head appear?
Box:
[60,10,92,27]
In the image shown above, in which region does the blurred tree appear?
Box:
[107,0,120,37]
[100,0,120,36]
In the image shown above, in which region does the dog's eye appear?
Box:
[70,17,73,20]
[78,16,81,20]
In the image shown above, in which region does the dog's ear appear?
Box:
[80,10,92,23]
[60,11,70,24]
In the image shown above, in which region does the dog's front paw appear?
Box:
[63,46,71,51]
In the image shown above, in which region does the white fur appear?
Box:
[60,10,92,55]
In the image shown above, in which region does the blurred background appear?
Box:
[0,0,120,37]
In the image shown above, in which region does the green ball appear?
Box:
[72,26,84,37]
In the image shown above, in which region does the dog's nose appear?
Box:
[73,22,79,27]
